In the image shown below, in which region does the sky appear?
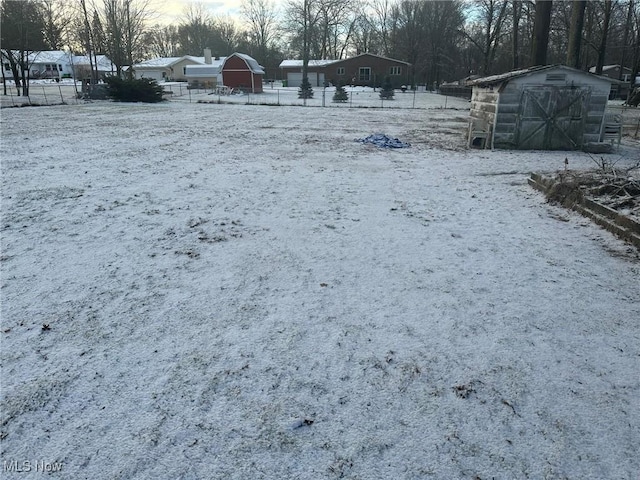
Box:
[157,0,245,23]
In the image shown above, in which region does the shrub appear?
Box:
[105,76,165,103]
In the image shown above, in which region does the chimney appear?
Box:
[204,48,212,65]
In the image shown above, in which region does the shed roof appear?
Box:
[467,65,612,87]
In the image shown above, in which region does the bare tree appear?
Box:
[144,24,180,58]
[98,0,154,76]
[463,0,510,75]
[177,2,214,54]
[241,0,279,60]
[40,0,73,50]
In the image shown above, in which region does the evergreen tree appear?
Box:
[332,81,348,102]
[379,76,394,99]
[298,76,314,99]
[105,76,165,103]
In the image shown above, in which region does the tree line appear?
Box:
[2,0,639,95]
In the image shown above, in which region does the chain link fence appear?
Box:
[1,80,470,110]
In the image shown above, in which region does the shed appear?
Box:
[220,53,264,93]
[467,65,613,151]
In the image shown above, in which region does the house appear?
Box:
[279,53,411,89]
[27,50,71,79]
[132,55,204,82]
[467,65,613,151]
[2,50,115,81]
[588,65,636,99]
[184,50,265,93]
[70,54,116,80]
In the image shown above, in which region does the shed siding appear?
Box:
[470,88,499,126]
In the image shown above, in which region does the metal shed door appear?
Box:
[515,86,590,150]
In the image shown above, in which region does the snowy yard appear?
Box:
[1,98,639,479]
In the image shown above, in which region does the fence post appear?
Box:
[59,85,64,103]
[412,89,416,109]
[42,86,48,105]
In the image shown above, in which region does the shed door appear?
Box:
[515,86,590,150]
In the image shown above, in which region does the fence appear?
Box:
[165,83,469,110]
[0,80,471,111]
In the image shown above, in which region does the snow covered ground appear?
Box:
[1,97,639,479]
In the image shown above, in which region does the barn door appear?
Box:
[516,86,590,150]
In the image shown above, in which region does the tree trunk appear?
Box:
[619,0,634,81]
[566,0,586,69]
[512,0,521,70]
[530,0,553,66]
[595,0,612,75]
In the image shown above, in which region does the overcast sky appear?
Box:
[157,0,245,23]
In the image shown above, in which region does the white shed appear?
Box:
[467,65,613,150]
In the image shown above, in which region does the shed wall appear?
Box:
[471,69,611,150]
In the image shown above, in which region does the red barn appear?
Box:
[221,53,265,93]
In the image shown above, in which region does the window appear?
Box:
[45,64,52,71]
[359,67,371,82]
[337,67,345,75]
[3,63,10,71]
[389,66,401,76]
[59,64,63,71]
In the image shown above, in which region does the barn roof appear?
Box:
[467,65,612,87]
[230,53,265,75]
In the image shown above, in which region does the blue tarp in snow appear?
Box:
[355,134,411,148]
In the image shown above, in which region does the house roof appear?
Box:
[341,53,411,66]
[28,50,69,64]
[133,55,204,69]
[588,65,632,74]
[280,53,411,69]
[279,59,339,68]
[72,54,115,71]
[467,64,612,87]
